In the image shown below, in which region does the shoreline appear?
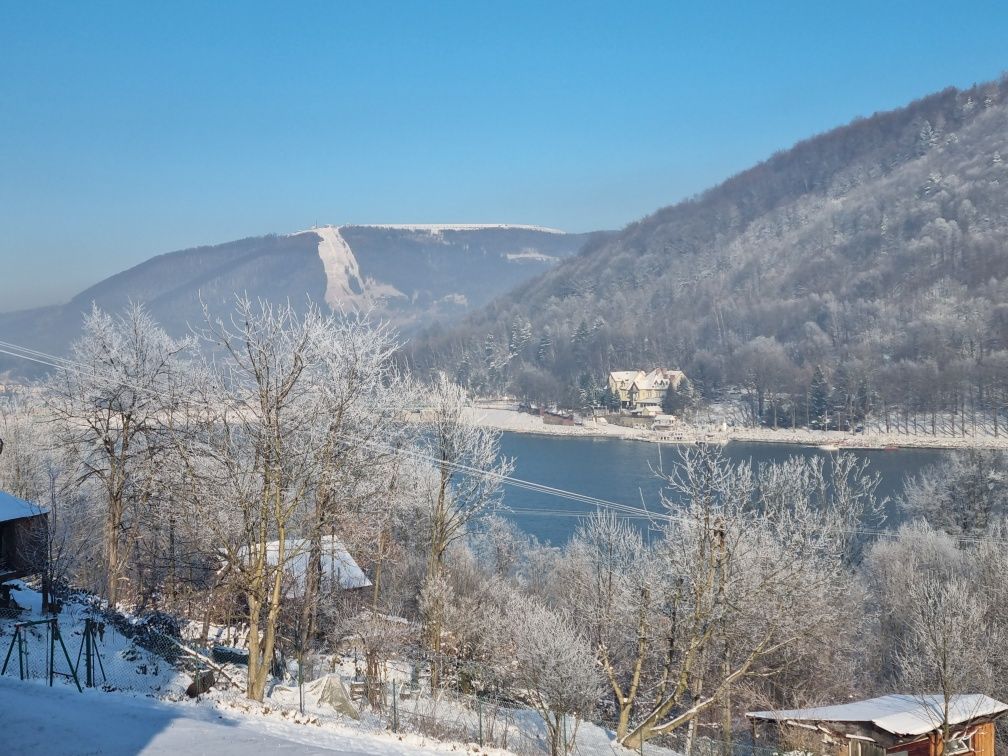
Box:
[467,403,1008,451]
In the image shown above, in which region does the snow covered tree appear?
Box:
[901,450,1008,535]
[897,573,1005,748]
[809,365,830,429]
[620,447,878,749]
[416,373,513,687]
[492,594,601,756]
[169,297,395,701]
[44,303,188,605]
[536,329,554,366]
[560,510,651,741]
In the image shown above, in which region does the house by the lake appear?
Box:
[607,369,686,414]
[748,694,1008,756]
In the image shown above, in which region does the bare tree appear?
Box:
[171,298,341,700]
[491,594,601,756]
[560,510,651,741]
[43,303,187,605]
[896,573,1005,748]
[416,373,512,687]
[902,450,1008,535]
[619,447,874,749]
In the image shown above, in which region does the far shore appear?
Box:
[466,401,1008,452]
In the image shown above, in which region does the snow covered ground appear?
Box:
[1,584,659,756]
[469,402,1008,450]
[0,676,494,755]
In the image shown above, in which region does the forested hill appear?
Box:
[409,77,1008,422]
[0,225,590,378]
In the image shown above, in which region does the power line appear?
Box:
[3,337,1007,548]
[0,339,662,521]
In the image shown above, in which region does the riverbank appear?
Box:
[467,402,1008,451]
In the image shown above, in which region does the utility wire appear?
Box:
[3,338,1007,548]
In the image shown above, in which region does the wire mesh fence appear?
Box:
[0,599,226,698]
[1,606,801,756]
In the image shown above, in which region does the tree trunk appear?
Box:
[106,495,124,605]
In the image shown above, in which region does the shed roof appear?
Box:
[0,491,45,524]
[263,535,371,593]
[747,694,1008,737]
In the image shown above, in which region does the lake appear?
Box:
[495,433,947,545]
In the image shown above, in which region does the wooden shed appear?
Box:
[748,694,1008,756]
[0,490,48,584]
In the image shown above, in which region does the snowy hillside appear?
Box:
[0,678,497,755]
[0,582,656,756]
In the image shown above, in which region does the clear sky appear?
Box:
[1,1,1006,310]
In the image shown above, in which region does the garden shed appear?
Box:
[748,694,1008,756]
[0,490,47,583]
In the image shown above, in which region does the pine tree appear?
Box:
[809,365,830,429]
[571,320,591,368]
[536,328,554,366]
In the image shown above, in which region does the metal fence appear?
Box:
[1,609,800,756]
[0,602,225,698]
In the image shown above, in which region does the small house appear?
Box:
[0,490,47,584]
[748,694,1008,756]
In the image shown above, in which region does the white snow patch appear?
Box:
[295,226,404,311]
[0,676,481,755]
[505,250,559,263]
[345,223,567,234]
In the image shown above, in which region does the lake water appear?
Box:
[495,433,946,545]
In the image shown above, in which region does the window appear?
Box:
[946,738,970,756]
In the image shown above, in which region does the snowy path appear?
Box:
[0,677,470,756]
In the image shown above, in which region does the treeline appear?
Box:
[407,78,1008,430]
[4,301,1008,753]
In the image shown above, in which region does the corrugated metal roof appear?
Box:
[748,694,1008,737]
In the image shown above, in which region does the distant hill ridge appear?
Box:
[0,224,595,378]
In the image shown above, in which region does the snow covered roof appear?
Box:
[634,369,686,391]
[0,491,45,524]
[263,535,371,593]
[747,694,1008,737]
[609,371,643,387]
[609,369,686,392]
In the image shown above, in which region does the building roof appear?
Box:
[747,694,1008,737]
[608,370,643,387]
[0,491,45,525]
[634,368,686,391]
[263,535,371,593]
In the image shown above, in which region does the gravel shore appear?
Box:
[467,403,1008,451]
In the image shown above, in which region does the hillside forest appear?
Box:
[409,78,1008,433]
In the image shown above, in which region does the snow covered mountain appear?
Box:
[0,224,595,377]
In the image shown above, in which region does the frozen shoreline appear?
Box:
[466,403,1008,451]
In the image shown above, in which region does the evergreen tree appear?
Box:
[809,365,830,429]
[600,386,620,412]
[536,328,554,366]
[661,379,695,417]
[571,319,591,368]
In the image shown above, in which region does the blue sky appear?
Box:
[1,1,1006,310]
